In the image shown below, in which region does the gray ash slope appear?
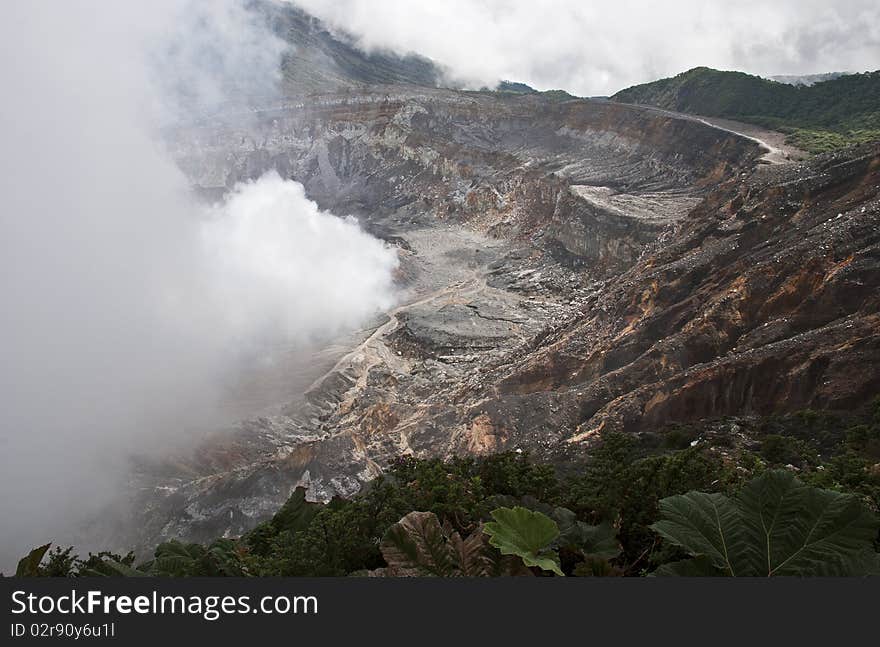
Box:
[125,6,880,551]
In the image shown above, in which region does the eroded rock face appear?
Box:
[495,148,880,446]
[125,85,878,553]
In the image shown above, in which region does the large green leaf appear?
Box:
[484,507,563,576]
[811,550,880,577]
[15,543,51,577]
[487,497,621,564]
[651,470,880,577]
[738,470,879,576]
[480,545,535,577]
[557,516,622,561]
[651,491,745,576]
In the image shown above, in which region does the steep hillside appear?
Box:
[612,67,880,153]
[254,2,559,98]
[256,1,444,92]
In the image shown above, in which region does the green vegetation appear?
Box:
[11,400,880,578]
[612,67,880,154]
[484,506,564,575]
[538,89,579,102]
[652,470,880,576]
[375,511,497,576]
[373,510,532,577]
[471,84,578,103]
[372,505,620,577]
[495,81,537,94]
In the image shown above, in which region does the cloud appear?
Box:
[149,0,289,119]
[292,0,880,95]
[0,1,397,566]
[199,173,398,345]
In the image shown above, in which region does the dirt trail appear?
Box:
[299,224,509,413]
[304,272,480,399]
[691,115,806,164]
[620,103,807,164]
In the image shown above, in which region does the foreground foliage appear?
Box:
[484,507,563,575]
[371,511,531,577]
[652,470,880,576]
[11,401,880,578]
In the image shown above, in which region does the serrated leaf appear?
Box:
[650,491,744,576]
[737,470,879,576]
[652,470,880,577]
[484,506,563,576]
[811,549,880,577]
[481,549,536,577]
[379,511,534,577]
[447,522,494,577]
[380,511,458,576]
[485,498,621,564]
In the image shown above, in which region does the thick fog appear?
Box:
[294,0,880,96]
[0,1,397,568]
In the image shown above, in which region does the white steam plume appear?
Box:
[0,1,398,568]
[200,173,398,344]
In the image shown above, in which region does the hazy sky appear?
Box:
[293,0,880,95]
